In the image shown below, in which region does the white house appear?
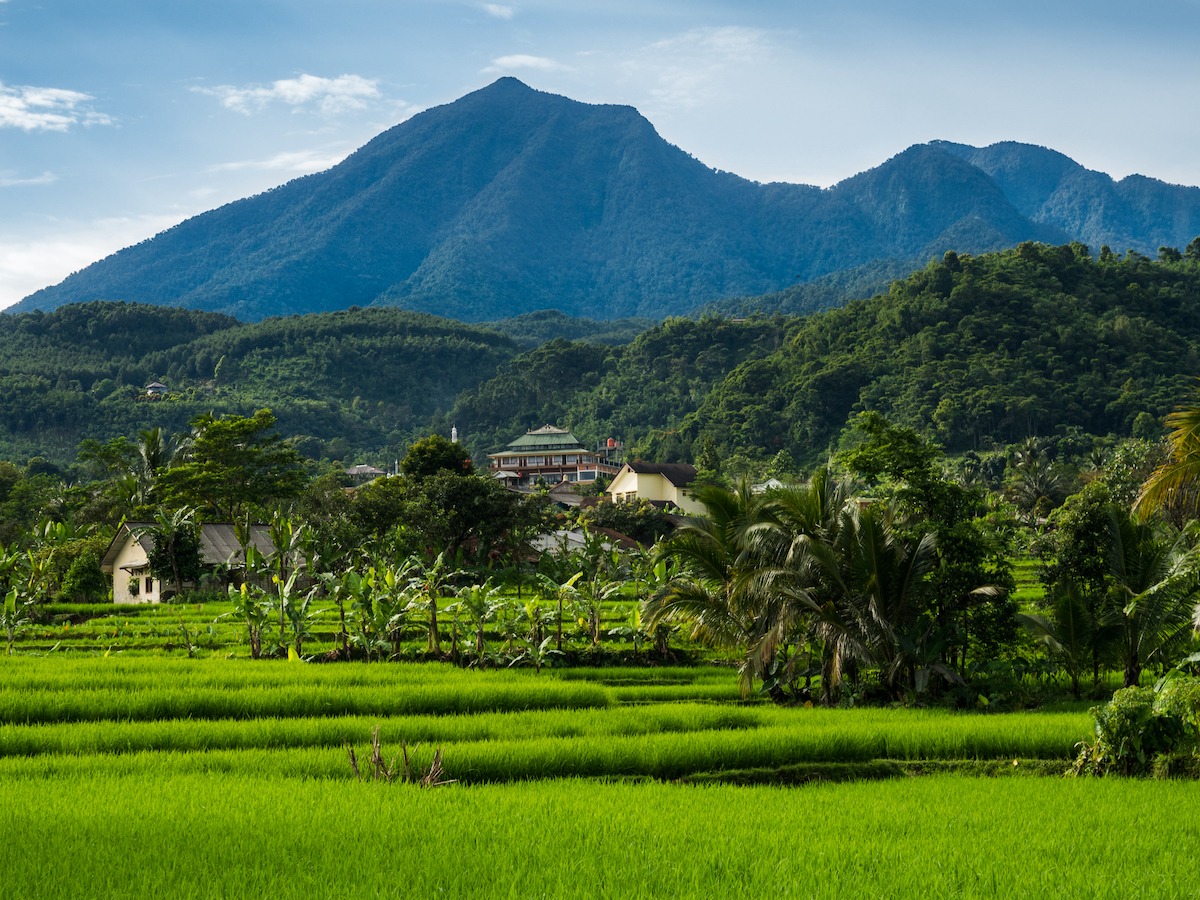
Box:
[605,462,704,516]
[100,522,279,604]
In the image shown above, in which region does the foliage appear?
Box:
[576,498,672,545]
[400,434,473,479]
[683,242,1200,467]
[158,409,307,522]
[1073,678,1200,776]
[143,507,203,598]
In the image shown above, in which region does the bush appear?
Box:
[1074,678,1200,776]
[59,549,109,603]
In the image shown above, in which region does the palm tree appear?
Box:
[140,506,202,600]
[644,481,799,699]
[132,427,173,506]
[1104,506,1198,687]
[1018,583,1096,699]
[809,504,946,700]
[748,469,856,703]
[1135,394,1200,522]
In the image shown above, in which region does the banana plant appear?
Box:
[284,584,325,658]
[508,635,564,676]
[455,579,504,665]
[535,571,582,653]
[224,582,272,659]
[607,607,650,661]
[573,575,622,647]
[1,587,31,656]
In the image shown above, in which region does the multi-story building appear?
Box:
[488,424,624,486]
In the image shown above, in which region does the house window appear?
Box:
[145,576,154,594]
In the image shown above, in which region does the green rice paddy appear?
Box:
[0,647,1190,897]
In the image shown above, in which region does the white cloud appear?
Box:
[0,214,182,309]
[484,54,569,74]
[197,74,381,115]
[0,171,56,188]
[626,27,774,109]
[207,148,351,176]
[0,82,113,131]
[483,4,515,19]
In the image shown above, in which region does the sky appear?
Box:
[3,0,1200,309]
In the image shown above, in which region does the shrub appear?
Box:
[1073,677,1200,776]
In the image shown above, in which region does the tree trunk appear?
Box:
[427,597,441,654]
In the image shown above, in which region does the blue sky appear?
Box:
[3,0,1199,309]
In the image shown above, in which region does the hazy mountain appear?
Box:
[13,79,1200,322]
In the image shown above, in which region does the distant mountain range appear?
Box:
[14,78,1200,322]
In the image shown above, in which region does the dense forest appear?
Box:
[1,241,1199,485]
[674,240,1200,471]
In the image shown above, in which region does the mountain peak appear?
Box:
[11,85,1200,322]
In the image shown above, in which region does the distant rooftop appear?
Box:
[495,424,587,453]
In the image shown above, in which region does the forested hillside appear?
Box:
[2,242,1198,476]
[0,304,520,464]
[449,316,792,458]
[672,242,1200,469]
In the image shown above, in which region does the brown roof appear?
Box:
[625,461,697,487]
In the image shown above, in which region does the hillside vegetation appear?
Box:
[671,241,1200,468]
[0,304,519,463]
[0,241,1198,472]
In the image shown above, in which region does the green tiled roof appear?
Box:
[496,425,587,453]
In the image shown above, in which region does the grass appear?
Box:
[0,602,1171,898]
[2,774,1196,898]
[0,657,1091,782]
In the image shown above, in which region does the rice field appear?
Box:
[2,773,1195,898]
[0,650,1188,897]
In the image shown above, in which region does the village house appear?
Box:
[605,461,704,515]
[100,522,280,604]
[488,425,624,487]
[344,463,385,485]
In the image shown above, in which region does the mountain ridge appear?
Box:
[14,78,1200,322]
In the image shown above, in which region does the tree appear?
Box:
[838,413,1016,679]
[400,434,474,480]
[158,409,307,523]
[577,498,672,545]
[143,507,203,599]
[350,475,411,540]
[1135,390,1200,524]
[644,481,800,699]
[1019,583,1096,700]
[405,472,523,560]
[1037,482,1123,687]
[808,503,947,700]
[1104,507,1198,687]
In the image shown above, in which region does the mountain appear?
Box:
[13,79,1200,322]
